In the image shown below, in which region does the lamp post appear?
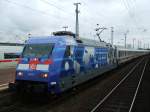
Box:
[124,30,129,49]
[74,3,81,39]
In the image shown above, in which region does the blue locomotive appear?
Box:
[9,31,148,94]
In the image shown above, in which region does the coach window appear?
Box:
[119,51,121,57]
[4,53,20,59]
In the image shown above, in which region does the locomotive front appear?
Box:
[9,37,63,93]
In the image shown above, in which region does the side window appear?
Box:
[119,51,121,57]
[4,53,20,59]
[75,47,83,58]
[65,46,71,57]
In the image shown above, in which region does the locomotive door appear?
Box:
[73,46,84,85]
[60,46,74,90]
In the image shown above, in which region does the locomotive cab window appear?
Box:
[22,43,54,58]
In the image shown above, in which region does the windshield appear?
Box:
[22,44,54,58]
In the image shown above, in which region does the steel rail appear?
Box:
[128,59,148,112]
[90,58,144,112]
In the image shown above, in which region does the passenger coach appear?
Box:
[0,43,23,69]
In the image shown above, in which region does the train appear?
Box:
[0,43,23,69]
[9,31,149,94]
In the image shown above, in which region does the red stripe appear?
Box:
[0,59,19,63]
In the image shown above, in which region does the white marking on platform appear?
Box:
[0,83,8,91]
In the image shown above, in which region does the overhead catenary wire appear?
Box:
[125,0,139,22]
[40,0,74,15]
[121,0,139,29]
[1,0,75,42]
[3,0,72,22]
[124,0,146,38]
[121,0,134,19]
[4,0,53,17]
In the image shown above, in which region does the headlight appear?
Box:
[17,72,23,76]
[41,73,48,78]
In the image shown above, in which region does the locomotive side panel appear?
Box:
[58,45,117,92]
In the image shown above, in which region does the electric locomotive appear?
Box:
[10,31,118,93]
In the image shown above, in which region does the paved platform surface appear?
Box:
[0,62,17,69]
[0,67,15,85]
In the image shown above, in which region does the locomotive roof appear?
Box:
[26,36,77,46]
[26,36,110,47]
[78,38,110,47]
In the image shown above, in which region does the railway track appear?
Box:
[0,56,148,112]
[90,57,148,112]
[131,56,150,112]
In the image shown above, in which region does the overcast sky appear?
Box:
[0,0,150,48]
